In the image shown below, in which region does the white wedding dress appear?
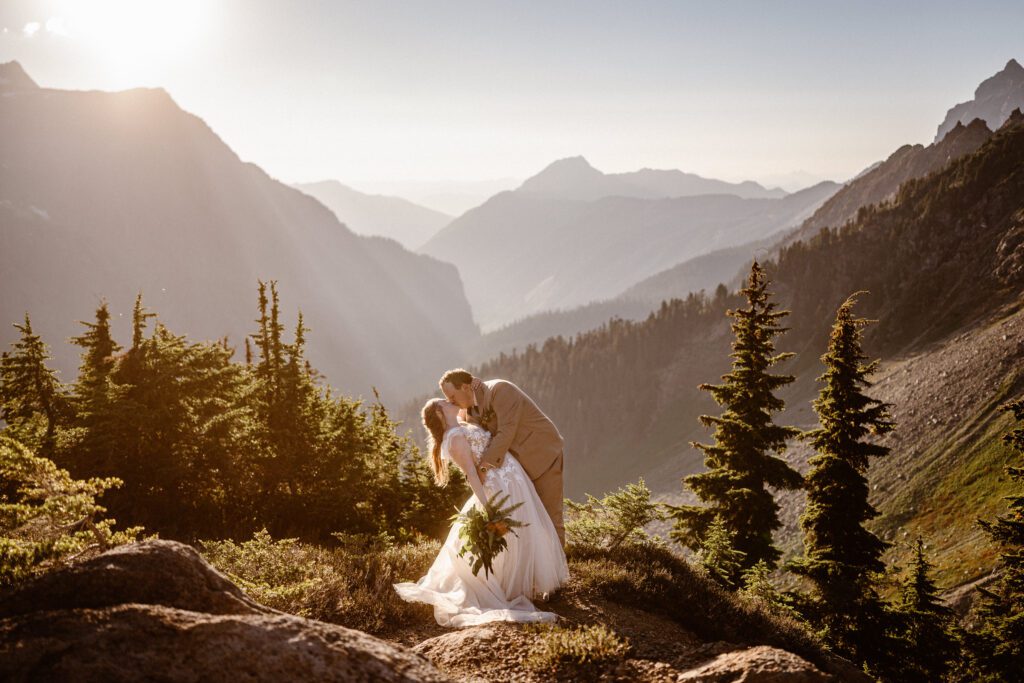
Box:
[393,423,569,627]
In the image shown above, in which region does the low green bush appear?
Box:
[200,528,439,634]
[526,623,631,681]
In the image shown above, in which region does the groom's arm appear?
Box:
[478,383,523,470]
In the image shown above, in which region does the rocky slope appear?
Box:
[0,540,868,682]
[0,61,476,400]
[0,540,446,682]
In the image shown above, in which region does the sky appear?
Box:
[1,0,1022,195]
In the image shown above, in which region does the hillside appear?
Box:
[0,62,476,399]
[459,112,1024,596]
[292,180,452,250]
[467,232,783,364]
[421,175,838,330]
[786,117,994,245]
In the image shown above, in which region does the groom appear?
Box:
[439,369,566,546]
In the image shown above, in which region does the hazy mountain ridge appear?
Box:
[935,57,1024,142]
[517,155,787,201]
[421,169,837,330]
[292,180,452,250]
[0,62,476,399]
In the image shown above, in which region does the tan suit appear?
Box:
[469,378,565,546]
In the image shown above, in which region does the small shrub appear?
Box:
[526,623,631,681]
[565,478,665,550]
[698,515,746,589]
[0,435,144,587]
[740,560,800,619]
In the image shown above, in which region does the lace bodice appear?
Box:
[441,423,526,491]
[442,423,491,464]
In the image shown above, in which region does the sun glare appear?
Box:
[57,0,209,81]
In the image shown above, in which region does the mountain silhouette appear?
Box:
[0,62,476,399]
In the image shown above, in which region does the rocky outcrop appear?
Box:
[0,539,268,618]
[935,58,1024,142]
[0,540,448,683]
[677,645,834,682]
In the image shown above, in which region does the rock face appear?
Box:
[0,540,448,683]
[677,645,835,682]
[935,58,1024,142]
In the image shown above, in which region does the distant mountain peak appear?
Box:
[935,58,1024,142]
[0,61,40,92]
[516,155,611,198]
[536,155,599,175]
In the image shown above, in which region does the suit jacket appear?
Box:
[469,378,564,480]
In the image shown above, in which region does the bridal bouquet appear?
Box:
[452,491,528,578]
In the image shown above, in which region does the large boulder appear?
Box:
[0,539,267,618]
[0,540,448,682]
[677,645,836,682]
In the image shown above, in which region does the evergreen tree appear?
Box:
[0,314,70,455]
[788,293,898,677]
[669,262,802,582]
[65,301,122,474]
[69,300,121,406]
[968,395,1024,680]
[101,316,253,538]
[894,538,959,682]
[130,293,156,351]
[699,515,747,589]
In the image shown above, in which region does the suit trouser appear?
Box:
[529,451,565,547]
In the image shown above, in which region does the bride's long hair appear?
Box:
[421,398,450,486]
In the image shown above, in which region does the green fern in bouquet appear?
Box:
[452,491,529,578]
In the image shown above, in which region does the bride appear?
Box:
[393,397,569,627]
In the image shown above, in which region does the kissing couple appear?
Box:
[393,369,570,627]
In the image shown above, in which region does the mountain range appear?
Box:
[462,110,1024,591]
[0,61,476,400]
[291,180,451,250]
[420,156,838,330]
[467,100,1005,364]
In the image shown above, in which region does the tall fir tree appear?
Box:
[967,395,1024,680]
[788,293,898,678]
[895,538,960,682]
[669,261,802,582]
[0,314,70,455]
[65,301,122,474]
